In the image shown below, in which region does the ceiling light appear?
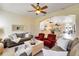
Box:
[35,10,41,14]
[28,3,48,15]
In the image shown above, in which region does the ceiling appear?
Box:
[0,3,77,19]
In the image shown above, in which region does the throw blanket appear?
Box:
[15,44,32,56]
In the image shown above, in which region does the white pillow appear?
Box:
[12,34,17,40]
[9,34,17,41]
[56,38,70,51]
[42,48,68,56]
[25,34,29,38]
[12,38,21,43]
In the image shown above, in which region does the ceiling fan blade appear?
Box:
[41,6,48,10]
[28,10,35,12]
[41,11,47,14]
[31,4,37,10]
[28,11,33,12]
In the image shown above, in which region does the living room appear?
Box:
[0,3,79,56]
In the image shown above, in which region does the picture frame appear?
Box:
[12,25,24,31]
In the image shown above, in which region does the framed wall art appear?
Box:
[12,25,24,31]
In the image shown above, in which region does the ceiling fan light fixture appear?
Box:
[29,3,48,15]
[35,10,41,14]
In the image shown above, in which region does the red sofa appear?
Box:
[35,33,56,48]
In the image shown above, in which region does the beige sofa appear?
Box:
[51,37,79,56]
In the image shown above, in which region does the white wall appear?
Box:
[0,11,35,38]
[30,19,40,35]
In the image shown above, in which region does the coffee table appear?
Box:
[24,40,44,56]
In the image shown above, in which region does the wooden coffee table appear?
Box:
[24,40,44,56]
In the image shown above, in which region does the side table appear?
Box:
[0,43,4,55]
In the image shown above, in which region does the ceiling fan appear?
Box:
[28,3,48,15]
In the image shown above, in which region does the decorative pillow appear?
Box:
[12,37,21,43]
[25,33,31,38]
[9,34,17,41]
[12,34,17,39]
[9,35,14,40]
[56,37,70,51]
[16,33,25,38]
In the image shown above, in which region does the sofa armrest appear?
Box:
[3,39,11,48]
[35,36,39,39]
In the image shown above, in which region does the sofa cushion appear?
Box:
[25,33,30,38]
[9,33,17,41]
[16,33,25,38]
